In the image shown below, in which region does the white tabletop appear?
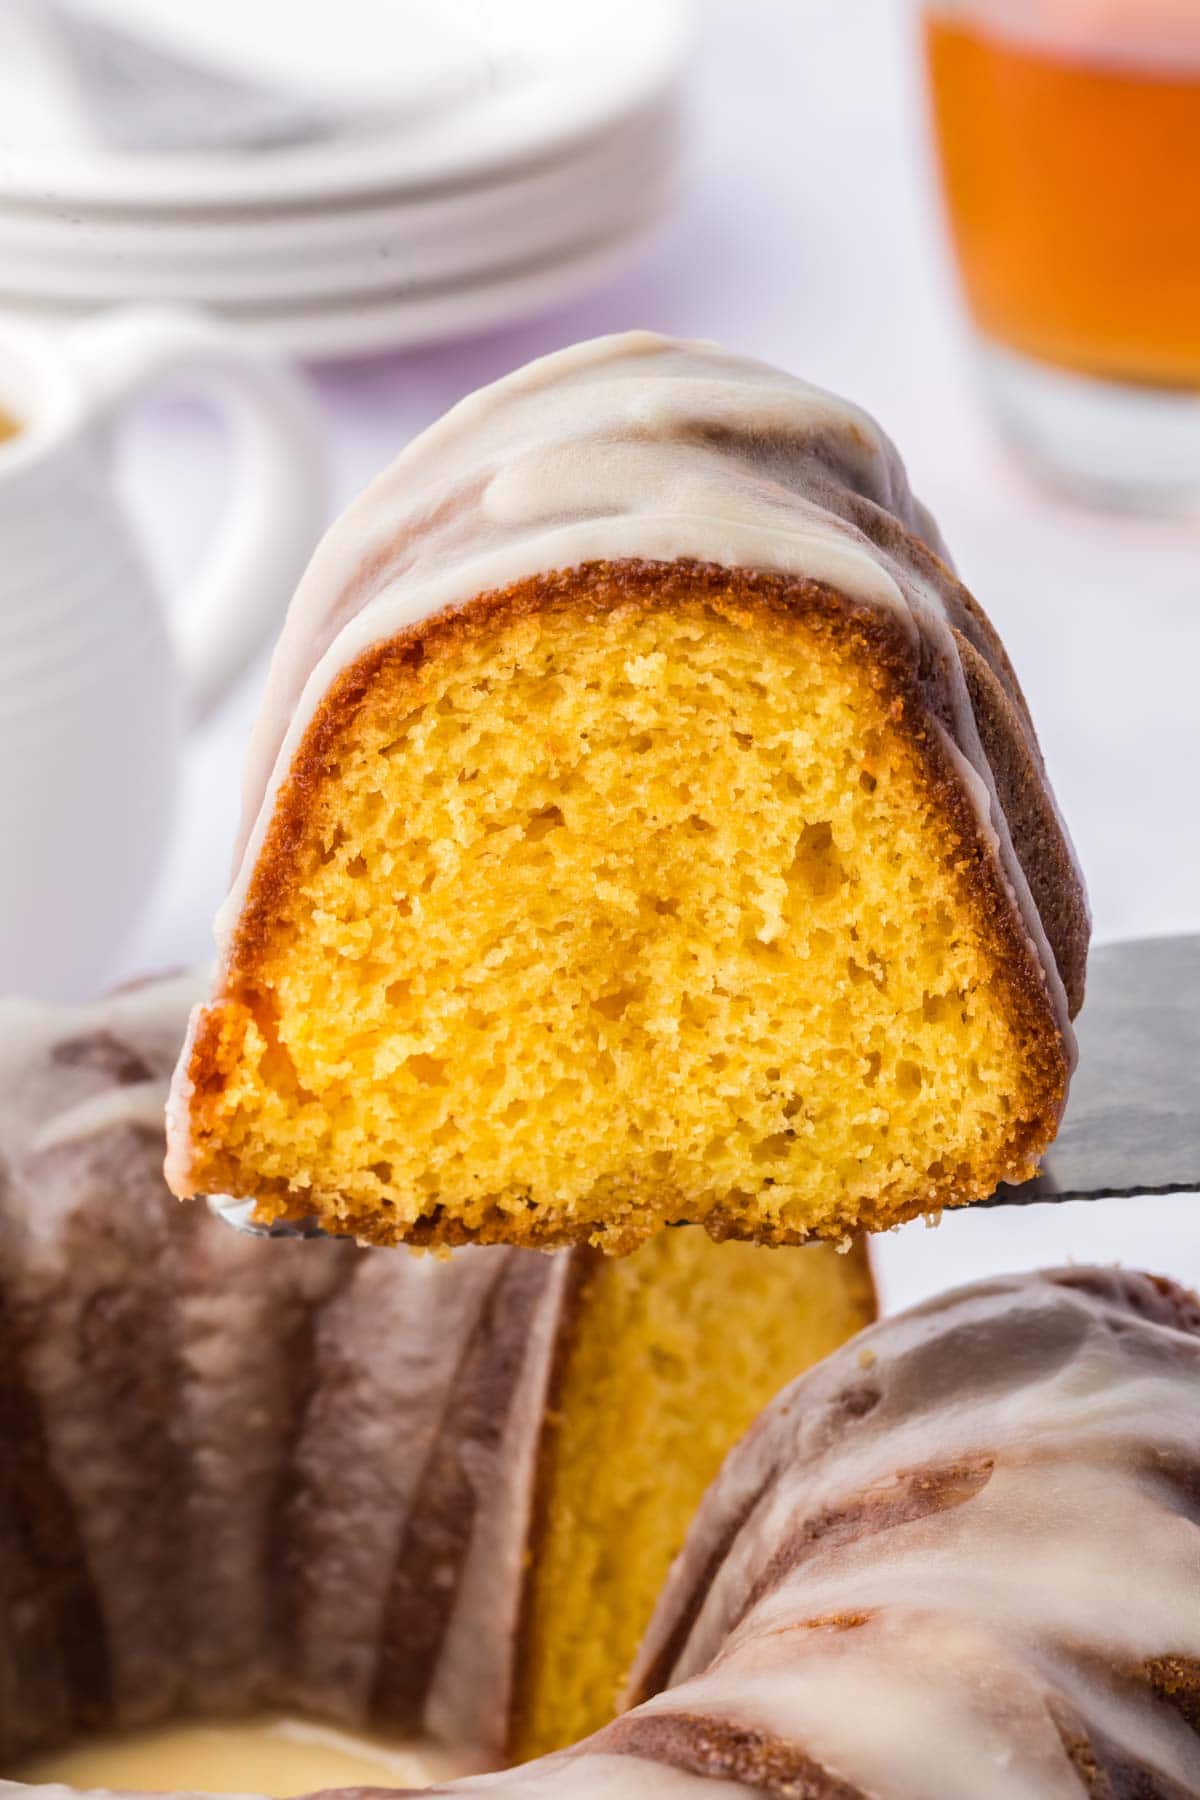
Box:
[110,0,1200,1312]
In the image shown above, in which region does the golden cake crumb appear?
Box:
[178,575,1066,1252]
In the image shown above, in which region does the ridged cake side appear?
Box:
[0,977,569,1765]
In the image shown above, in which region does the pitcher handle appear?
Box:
[64,306,325,722]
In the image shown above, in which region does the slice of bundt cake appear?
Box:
[167,331,1088,1253]
[0,976,874,1774]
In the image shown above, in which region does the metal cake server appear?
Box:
[211,933,1200,1240]
[991,932,1200,1206]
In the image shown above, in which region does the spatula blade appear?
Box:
[991,934,1200,1206]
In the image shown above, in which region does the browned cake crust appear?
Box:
[180,558,1085,1248]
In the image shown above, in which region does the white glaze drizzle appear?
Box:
[31,1079,168,1155]
[425,1250,574,1751]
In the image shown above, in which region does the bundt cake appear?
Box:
[9,1260,1200,1798]
[166,331,1088,1254]
[0,974,874,1779]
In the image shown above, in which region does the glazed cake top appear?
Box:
[221,332,1079,1055]
[625,1265,1200,1797]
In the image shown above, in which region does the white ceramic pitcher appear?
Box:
[0,306,324,998]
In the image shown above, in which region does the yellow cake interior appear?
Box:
[513,1226,876,1762]
[188,586,1059,1249]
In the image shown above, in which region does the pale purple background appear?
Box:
[111,0,1200,1310]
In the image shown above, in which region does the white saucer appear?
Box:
[0,101,679,305]
[0,0,689,207]
[0,0,687,353]
[3,217,669,362]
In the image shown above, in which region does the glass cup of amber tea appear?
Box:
[923,0,1200,509]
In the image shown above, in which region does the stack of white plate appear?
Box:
[0,0,687,358]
